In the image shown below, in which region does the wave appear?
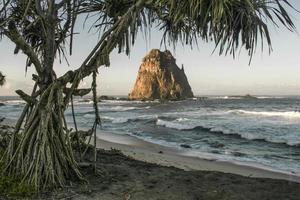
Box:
[207,96,244,100]
[83,114,130,124]
[156,119,197,130]
[155,119,300,147]
[256,96,284,99]
[197,126,300,147]
[230,110,300,119]
[73,100,93,105]
[80,106,140,113]
[3,100,25,105]
[99,99,159,104]
[208,96,286,100]
[111,117,129,124]
[104,106,141,112]
[82,114,94,119]
[88,115,155,124]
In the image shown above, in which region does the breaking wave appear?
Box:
[231,110,300,119]
[156,119,300,147]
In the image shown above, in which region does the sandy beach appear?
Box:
[94,131,300,183]
[1,123,300,199]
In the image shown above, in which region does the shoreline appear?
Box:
[94,131,300,183]
[2,122,300,199]
[2,119,300,183]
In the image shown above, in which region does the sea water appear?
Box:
[1,96,300,175]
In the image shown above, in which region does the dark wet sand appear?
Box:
[50,132,300,200]
[50,149,300,200]
[93,131,300,183]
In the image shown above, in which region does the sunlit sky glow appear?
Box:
[1,1,300,96]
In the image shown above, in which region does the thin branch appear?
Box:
[35,0,44,17]
[5,22,43,76]
[58,0,148,93]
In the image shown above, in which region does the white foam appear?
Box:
[156,119,300,146]
[83,114,94,119]
[102,106,141,112]
[256,96,284,99]
[231,110,300,119]
[111,118,129,124]
[73,100,93,105]
[156,119,196,130]
[177,117,189,122]
[208,96,243,100]
[4,100,25,105]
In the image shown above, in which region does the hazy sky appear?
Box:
[1,1,300,96]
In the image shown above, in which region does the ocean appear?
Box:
[1,96,300,175]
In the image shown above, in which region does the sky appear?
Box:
[1,1,300,96]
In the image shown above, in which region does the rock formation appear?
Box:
[129,49,194,100]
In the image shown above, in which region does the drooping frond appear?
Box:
[83,0,297,60]
[0,71,5,86]
[0,0,80,72]
[80,0,149,56]
[151,0,297,59]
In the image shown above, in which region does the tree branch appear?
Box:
[59,0,148,106]
[35,0,44,17]
[15,89,37,105]
[57,0,72,45]
[55,0,68,9]
[5,22,43,76]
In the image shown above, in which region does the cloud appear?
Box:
[78,81,89,88]
[3,81,11,90]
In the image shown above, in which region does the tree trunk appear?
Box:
[2,0,148,190]
[3,83,83,190]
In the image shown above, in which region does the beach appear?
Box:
[49,131,300,200]
[94,131,300,183]
[1,124,300,199]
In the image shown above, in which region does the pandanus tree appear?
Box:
[0,0,297,190]
[0,72,5,86]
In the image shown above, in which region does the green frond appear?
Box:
[151,0,297,60]
[0,71,5,86]
[85,0,297,61]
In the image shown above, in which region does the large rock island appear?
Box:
[129,49,194,100]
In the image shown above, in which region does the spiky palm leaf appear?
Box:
[0,72,5,86]
[84,0,296,60]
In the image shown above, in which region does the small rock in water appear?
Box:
[0,117,4,123]
[98,95,118,101]
[158,151,163,154]
[232,152,245,157]
[0,103,5,106]
[210,141,225,148]
[211,150,220,154]
[180,144,192,149]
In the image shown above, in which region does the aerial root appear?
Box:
[2,83,84,190]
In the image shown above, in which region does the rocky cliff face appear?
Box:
[129,49,194,100]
